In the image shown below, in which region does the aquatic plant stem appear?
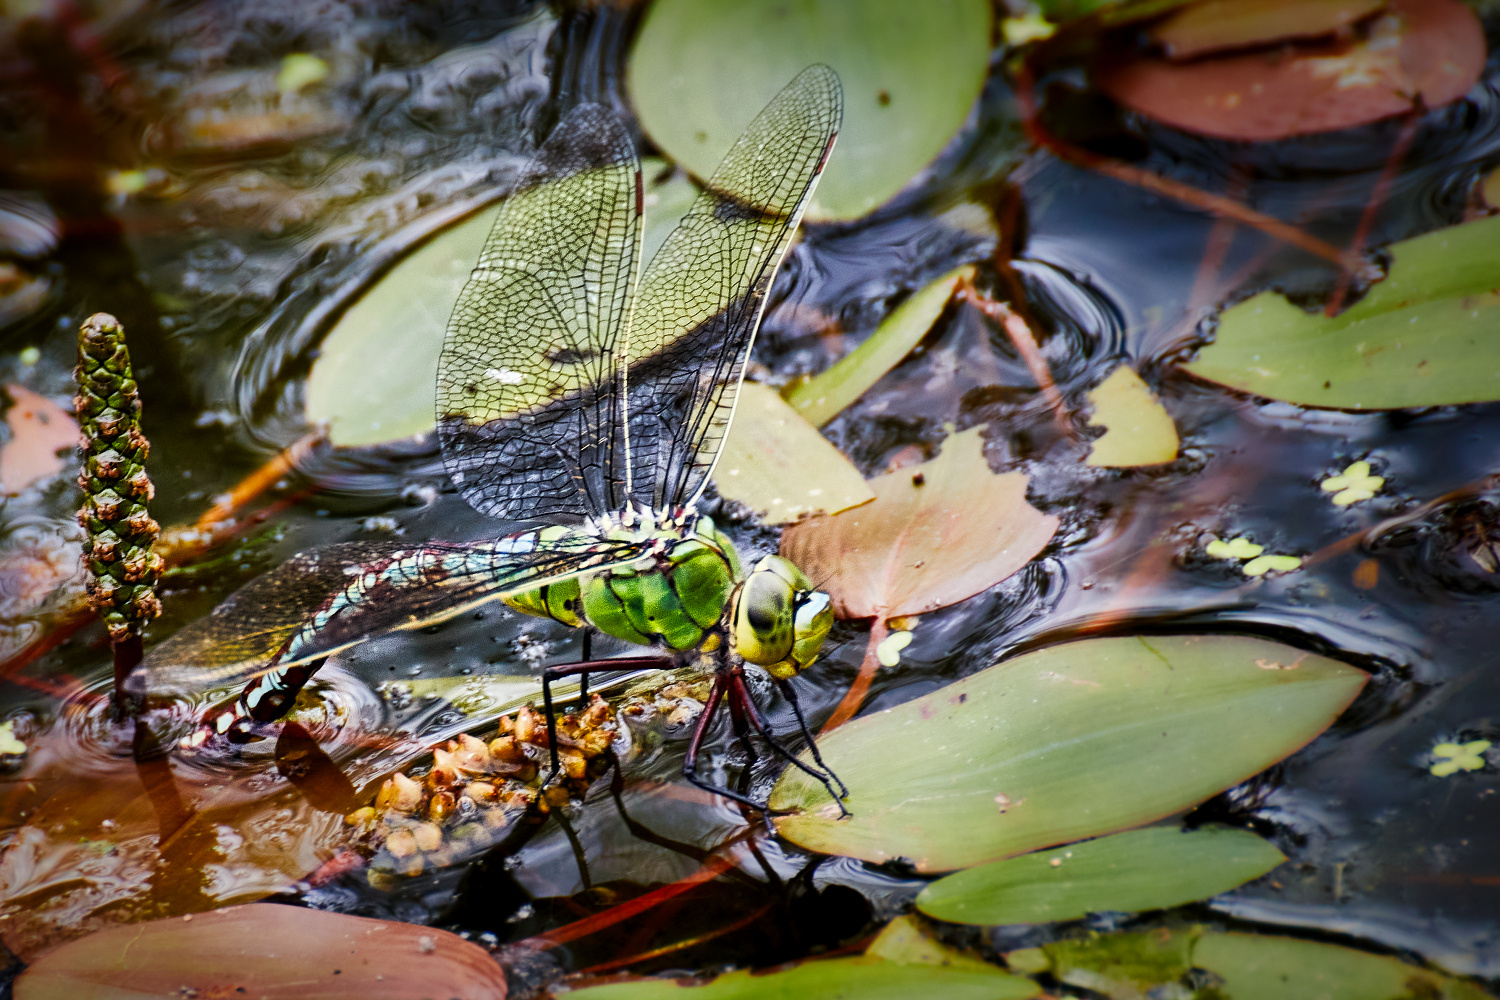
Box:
[957,278,1073,437]
[822,615,887,734]
[1324,108,1422,317]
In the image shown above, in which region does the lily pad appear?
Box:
[1183,213,1500,409]
[12,903,506,1000]
[780,426,1059,620]
[712,382,873,523]
[627,0,992,221]
[563,914,1038,999]
[770,635,1366,871]
[785,266,972,426]
[1150,0,1388,60]
[916,826,1285,925]
[1084,365,1179,467]
[305,161,698,447]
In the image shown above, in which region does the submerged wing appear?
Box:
[624,65,842,511]
[437,104,642,522]
[144,535,651,692]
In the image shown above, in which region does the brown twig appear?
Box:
[1324,108,1423,316]
[957,279,1073,436]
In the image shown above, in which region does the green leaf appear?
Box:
[786,265,971,425]
[1183,215,1500,410]
[713,382,874,523]
[770,635,1366,871]
[1084,364,1179,467]
[305,161,697,447]
[916,826,1285,925]
[627,0,993,222]
[562,956,1038,1000]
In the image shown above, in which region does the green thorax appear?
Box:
[502,514,742,652]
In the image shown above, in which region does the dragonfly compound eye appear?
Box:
[732,560,797,669]
[790,589,833,672]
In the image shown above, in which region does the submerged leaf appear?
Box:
[770,635,1366,871]
[916,826,1285,925]
[13,903,507,1000]
[1084,365,1179,467]
[628,0,993,221]
[786,265,972,426]
[1184,214,1500,409]
[0,385,77,495]
[713,383,873,523]
[780,426,1058,620]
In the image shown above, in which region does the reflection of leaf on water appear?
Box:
[14,903,507,999]
[916,826,1284,926]
[771,635,1365,872]
[1184,214,1500,409]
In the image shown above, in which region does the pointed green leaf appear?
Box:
[771,635,1366,871]
[916,826,1285,925]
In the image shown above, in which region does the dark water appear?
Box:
[2,0,1500,992]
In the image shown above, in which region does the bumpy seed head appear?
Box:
[730,555,832,679]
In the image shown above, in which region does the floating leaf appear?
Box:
[770,635,1365,871]
[564,915,1037,1000]
[1084,365,1179,467]
[1242,554,1303,577]
[13,903,507,1000]
[713,383,873,524]
[1206,537,1264,560]
[780,426,1059,620]
[0,385,77,495]
[916,826,1285,925]
[1012,927,1492,1000]
[306,161,697,447]
[1429,739,1491,777]
[1097,0,1483,142]
[786,265,972,426]
[1150,0,1388,60]
[628,0,992,221]
[1321,460,1384,505]
[1183,214,1500,409]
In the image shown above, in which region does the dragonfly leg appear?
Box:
[681,669,772,823]
[775,678,850,801]
[540,656,672,784]
[733,670,849,818]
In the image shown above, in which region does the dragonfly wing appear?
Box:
[145,536,651,692]
[437,104,642,522]
[625,65,842,511]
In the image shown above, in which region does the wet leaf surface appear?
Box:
[0,386,77,496]
[770,635,1366,871]
[1183,214,1500,409]
[780,426,1058,620]
[1150,0,1389,60]
[712,383,873,524]
[915,826,1285,925]
[1084,365,1179,467]
[13,902,508,1000]
[628,0,992,221]
[1098,0,1483,141]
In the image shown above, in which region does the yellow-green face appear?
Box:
[731,555,834,679]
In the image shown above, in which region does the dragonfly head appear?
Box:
[730,555,834,679]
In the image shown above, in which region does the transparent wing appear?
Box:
[144,535,651,692]
[624,64,842,511]
[437,104,642,522]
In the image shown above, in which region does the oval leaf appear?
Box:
[1183,214,1500,409]
[770,635,1366,871]
[916,826,1285,925]
[1084,365,1179,467]
[13,903,506,1000]
[713,383,873,523]
[1150,0,1388,60]
[564,957,1037,1000]
[1097,0,1482,142]
[786,265,972,426]
[628,0,992,221]
[780,425,1059,620]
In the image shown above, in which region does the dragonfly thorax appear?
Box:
[501,513,832,677]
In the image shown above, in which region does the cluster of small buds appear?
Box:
[348,697,618,879]
[73,313,163,641]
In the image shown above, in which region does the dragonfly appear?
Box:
[148,65,849,816]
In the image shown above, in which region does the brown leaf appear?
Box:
[1097,0,1483,142]
[0,385,77,496]
[781,425,1058,621]
[1151,0,1388,61]
[13,903,507,999]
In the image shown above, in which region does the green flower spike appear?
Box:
[1321,460,1384,506]
[74,313,163,643]
[1430,739,1491,777]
